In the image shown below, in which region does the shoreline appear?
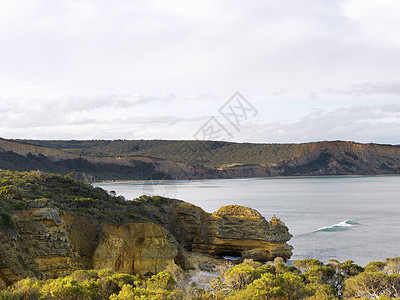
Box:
[95,173,400,184]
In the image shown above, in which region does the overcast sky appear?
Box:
[0,0,399,144]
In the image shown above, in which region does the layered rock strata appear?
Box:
[0,208,178,284]
[0,203,292,286]
[192,205,292,261]
[139,202,293,262]
[93,222,178,276]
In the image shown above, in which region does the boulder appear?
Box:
[174,247,193,270]
[199,263,216,272]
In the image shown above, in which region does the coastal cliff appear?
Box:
[2,138,400,180]
[0,171,292,287]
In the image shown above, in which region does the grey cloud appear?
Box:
[319,81,400,97]
[0,94,162,130]
[243,104,400,144]
[5,0,399,95]
[349,82,400,97]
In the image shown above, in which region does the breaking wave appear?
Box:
[317,220,356,232]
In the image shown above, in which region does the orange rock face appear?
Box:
[93,222,178,276]
[0,203,292,286]
[191,205,293,261]
[0,208,85,284]
[0,208,178,285]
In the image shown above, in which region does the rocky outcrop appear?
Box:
[93,222,178,276]
[191,206,292,261]
[0,202,292,286]
[139,200,293,262]
[169,202,208,249]
[0,208,85,284]
[136,199,294,261]
[0,208,178,285]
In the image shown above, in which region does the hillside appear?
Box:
[0,138,400,180]
[0,138,170,182]
[19,139,309,167]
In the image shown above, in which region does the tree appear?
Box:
[365,261,385,273]
[294,259,323,273]
[223,261,263,290]
[241,272,313,300]
[146,271,176,291]
[385,257,400,275]
[41,277,89,300]
[343,271,390,299]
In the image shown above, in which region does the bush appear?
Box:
[0,213,14,230]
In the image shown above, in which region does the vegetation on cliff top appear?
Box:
[1,138,399,179]
[20,139,312,167]
[0,150,169,181]
[2,258,400,299]
[0,170,178,225]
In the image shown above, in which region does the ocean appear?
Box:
[96,176,400,267]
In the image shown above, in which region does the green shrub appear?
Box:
[0,212,14,230]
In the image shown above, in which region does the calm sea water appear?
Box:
[97,176,400,267]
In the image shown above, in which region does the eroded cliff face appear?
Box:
[0,208,85,285]
[0,139,210,180]
[138,201,293,263]
[0,203,292,286]
[0,208,178,285]
[283,141,400,176]
[192,206,292,261]
[93,222,178,276]
[2,139,400,179]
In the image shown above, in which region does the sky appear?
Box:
[0,0,399,144]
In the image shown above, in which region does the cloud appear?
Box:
[1,1,400,143]
[0,94,158,129]
[238,104,400,144]
[342,82,400,97]
[1,92,400,144]
[306,81,400,100]
[2,0,400,96]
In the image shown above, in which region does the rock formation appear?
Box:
[135,201,293,263]
[0,208,179,284]
[192,205,292,261]
[0,208,83,285]
[93,222,178,276]
[0,202,292,286]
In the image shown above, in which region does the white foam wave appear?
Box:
[318,220,353,231]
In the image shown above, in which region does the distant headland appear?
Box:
[1,138,400,181]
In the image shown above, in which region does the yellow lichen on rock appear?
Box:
[213,205,264,220]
